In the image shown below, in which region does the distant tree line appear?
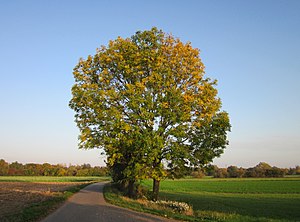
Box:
[1,159,299,178]
[0,159,109,177]
[188,162,300,178]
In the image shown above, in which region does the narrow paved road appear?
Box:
[42,182,177,222]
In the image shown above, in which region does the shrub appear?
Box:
[191,170,205,178]
[153,200,193,214]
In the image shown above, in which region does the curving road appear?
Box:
[42,182,178,222]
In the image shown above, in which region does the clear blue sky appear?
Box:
[0,0,299,168]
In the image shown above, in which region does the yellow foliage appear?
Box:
[70,27,230,189]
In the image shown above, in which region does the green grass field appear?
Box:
[141,178,300,221]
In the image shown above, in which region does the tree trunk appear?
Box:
[128,180,135,198]
[152,178,160,201]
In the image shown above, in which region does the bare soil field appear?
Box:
[0,182,88,221]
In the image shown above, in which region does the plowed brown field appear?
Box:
[0,182,87,221]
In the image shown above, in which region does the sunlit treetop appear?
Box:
[70,27,230,199]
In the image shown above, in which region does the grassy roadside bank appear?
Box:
[103,183,192,221]
[103,183,241,221]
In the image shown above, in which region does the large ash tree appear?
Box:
[70,28,231,200]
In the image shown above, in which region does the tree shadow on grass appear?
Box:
[160,191,300,221]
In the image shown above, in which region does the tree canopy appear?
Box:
[69,27,231,199]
